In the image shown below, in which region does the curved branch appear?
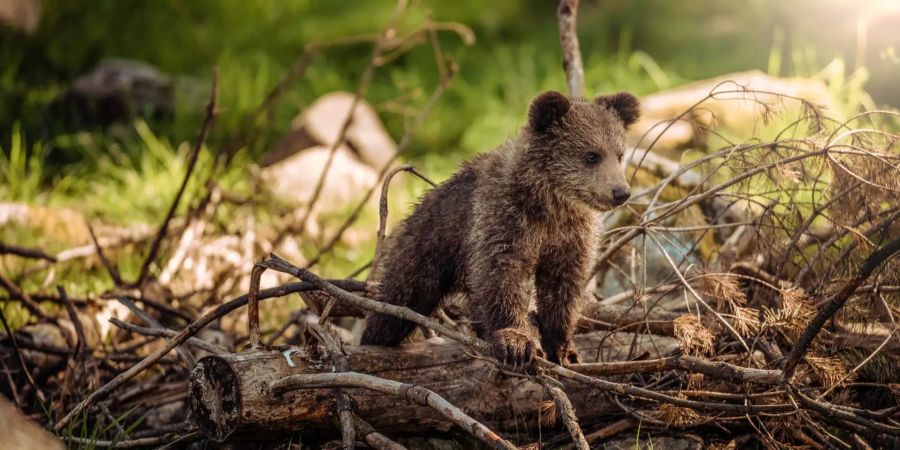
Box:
[271,372,517,450]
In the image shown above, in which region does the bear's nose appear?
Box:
[612,187,630,205]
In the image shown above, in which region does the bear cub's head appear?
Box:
[525,90,640,211]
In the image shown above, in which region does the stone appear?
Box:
[264,92,397,170]
[49,59,174,129]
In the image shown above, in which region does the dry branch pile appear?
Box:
[2,1,900,449]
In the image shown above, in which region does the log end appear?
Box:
[189,355,241,442]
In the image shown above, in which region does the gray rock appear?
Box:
[50,59,174,128]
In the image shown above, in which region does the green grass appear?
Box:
[1,119,254,224]
[0,123,78,204]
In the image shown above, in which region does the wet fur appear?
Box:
[361,90,640,366]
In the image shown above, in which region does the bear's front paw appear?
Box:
[489,327,545,371]
[546,339,581,366]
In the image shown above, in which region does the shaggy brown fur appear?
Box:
[361,90,640,367]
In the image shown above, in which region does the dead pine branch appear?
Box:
[58,286,86,359]
[108,318,226,356]
[542,376,589,450]
[87,223,123,286]
[115,296,196,366]
[570,355,781,384]
[782,237,900,381]
[257,255,483,350]
[577,419,634,449]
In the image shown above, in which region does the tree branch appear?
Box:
[557,0,584,97]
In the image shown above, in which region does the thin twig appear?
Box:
[58,286,86,358]
[116,297,195,366]
[0,306,45,403]
[308,323,356,450]
[108,294,193,323]
[259,256,479,349]
[570,355,780,384]
[0,241,56,262]
[87,222,123,286]
[247,264,265,348]
[579,419,634,448]
[786,384,900,436]
[108,318,226,355]
[0,271,47,320]
[373,164,412,271]
[281,0,409,248]
[135,70,218,286]
[304,65,454,269]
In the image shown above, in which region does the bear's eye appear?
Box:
[585,152,601,165]
[617,152,624,163]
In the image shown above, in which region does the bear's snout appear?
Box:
[612,186,631,205]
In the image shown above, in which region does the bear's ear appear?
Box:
[528,91,571,132]
[595,92,640,127]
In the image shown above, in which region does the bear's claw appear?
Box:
[490,327,545,371]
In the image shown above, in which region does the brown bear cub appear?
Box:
[361,90,640,367]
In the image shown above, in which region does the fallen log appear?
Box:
[189,332,678,441]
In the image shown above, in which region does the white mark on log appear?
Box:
[283,348,301,367]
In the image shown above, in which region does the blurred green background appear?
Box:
[3,0,898,162]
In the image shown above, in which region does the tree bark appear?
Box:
[189,332,677,441]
